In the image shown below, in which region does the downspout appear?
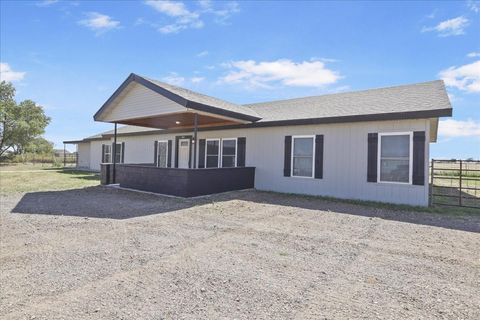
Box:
[112,122,117,183]
[193,113,198,169]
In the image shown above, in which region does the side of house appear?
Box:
[71,117,431,206]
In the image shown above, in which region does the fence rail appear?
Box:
[430,159,480,209]
[0,152,77,167]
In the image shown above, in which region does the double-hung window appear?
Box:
[114,143,123,163]
[157,141,168,168]
[292,136,315,178]
[206,139,220,168]
[221,138,237,168]
[103,144,111,163]
[378,132,412,184]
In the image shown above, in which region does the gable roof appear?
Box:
[67,78,452,144]
[246,80,452,122]
[94,73,261,123]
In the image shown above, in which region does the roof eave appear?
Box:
[94,73,261,123]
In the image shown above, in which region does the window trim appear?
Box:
[156,140,168,168]
[221,138,237,168]
[113,143,123,164]
[291,135,315,179]
[205,138,221,168]
[104,144,112,163]
[377,132,413,185]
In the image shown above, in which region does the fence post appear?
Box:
[459,160,462,206]
[429,159,434,206]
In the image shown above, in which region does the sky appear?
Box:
[0,0,479,158]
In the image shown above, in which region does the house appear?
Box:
[64,74,452,206]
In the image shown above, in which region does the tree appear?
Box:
[25,137,54,155]
[0,81,51,157]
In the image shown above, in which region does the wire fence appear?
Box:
[1,152,77,167]
[430,159,480,209]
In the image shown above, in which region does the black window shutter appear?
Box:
[121,142,125,163]
[412,131,426,185]
[284,136,292,177]
[237,137,246,167]
[167,140,172,168]
[101,144,105,163]
[314,135,324,179]
[153,141,158,166]
[367,133,378,182]
[198,139,206,168]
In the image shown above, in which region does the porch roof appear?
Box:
[93,73,261,129]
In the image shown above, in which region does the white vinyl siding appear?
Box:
[100,82,187,122]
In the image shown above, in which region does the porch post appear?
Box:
[193,113,198,169]
[63,143,66,167]
[113,122,117,183]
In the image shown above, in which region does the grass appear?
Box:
[0,163,99,194]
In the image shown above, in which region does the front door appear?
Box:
[178,138,190,168]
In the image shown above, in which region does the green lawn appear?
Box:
[0,164,99,194]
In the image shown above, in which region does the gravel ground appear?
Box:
[1,186,479,319]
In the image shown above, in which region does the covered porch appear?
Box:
[95,73,259,197]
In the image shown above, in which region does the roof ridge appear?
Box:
[244,80,444,107]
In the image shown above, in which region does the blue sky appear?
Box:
[1,0,479,158]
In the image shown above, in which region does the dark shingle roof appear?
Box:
[144,76,260,119]
[68,79,452,144]
[244,80,451,122]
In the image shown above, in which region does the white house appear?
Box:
[65,74,452,206]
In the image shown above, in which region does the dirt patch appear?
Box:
[1,187,479,319]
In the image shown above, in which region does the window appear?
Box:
[114,143,123,163]
[221,138,237,168]
[292,136,314,178]
[378,132,412,184]
[157,141,168,168]
[206,139,220,168]
[103,144,111,163]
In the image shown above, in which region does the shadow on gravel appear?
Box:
[11,187,480,232]
[12,186,209,219]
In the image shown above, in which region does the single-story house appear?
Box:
[64,73,452,206]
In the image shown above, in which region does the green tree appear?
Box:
[0,81,51,157]
[25,137,54,154]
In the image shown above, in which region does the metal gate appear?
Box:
[430,159,480,209]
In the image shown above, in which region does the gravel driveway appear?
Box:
[1,186,479,319]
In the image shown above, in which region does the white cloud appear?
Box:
[36,0,58,7]
[161,73,204,86]
[162,72,186,86]
[468,0,480,13]
[145,0,203,34]
[467,52,480,58]
[0,63,26,82]
[200,1,240,24]
[439,60,480,93]
[144,0,239,34]
[197,50,209,57]
[79,12,120,34]
[422,16,469,36]
[220,59,341,89]
[439,119,480,138]
[191,76,205,83]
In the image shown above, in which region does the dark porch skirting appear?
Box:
[101,164,255,197]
